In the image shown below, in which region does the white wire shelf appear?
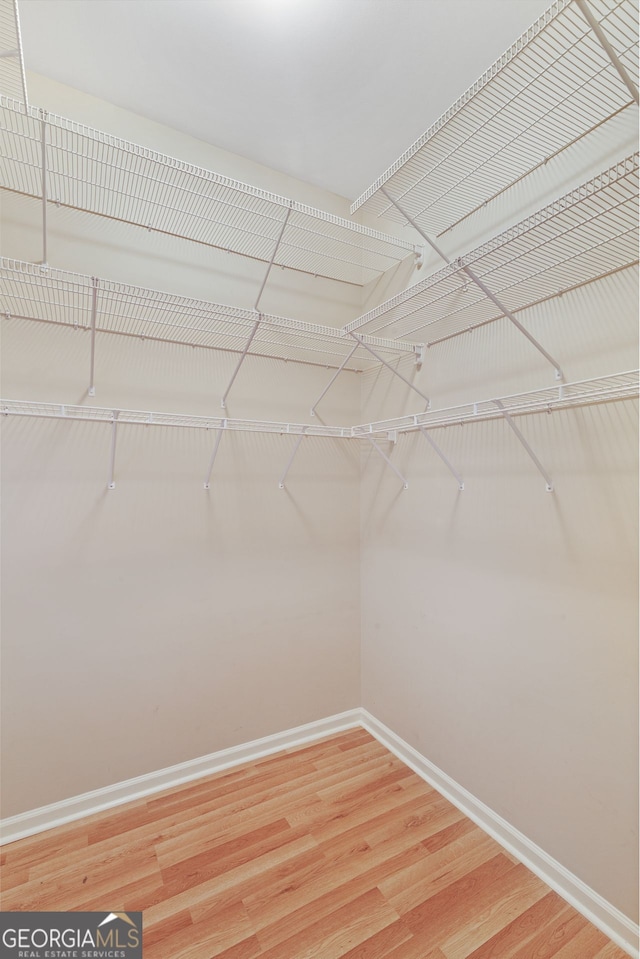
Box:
[345,154,639,343]
[0,0,27,106]
[2,371,636,440]
[0,399,354,438]
[0,258,421,371]
[351,0,639,236]
[0,96,416,287]
[354,370,639,436]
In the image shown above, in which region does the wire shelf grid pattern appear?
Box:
[345,154,639,342]
[353,370,639,436]
[0,97,415,286]
[351,0,638,236]
[0,0,27,106]
[0,258,421,371]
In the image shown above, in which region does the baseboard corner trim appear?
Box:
[0,708,362,846]
[360,709,639,959]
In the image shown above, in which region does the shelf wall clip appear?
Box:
[418,427,464,490]
[366,436,408,490]
[349,333,430,409]
[380,186,564,382]
[493,399,553,491]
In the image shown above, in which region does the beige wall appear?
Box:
[0,77,362,817]
[359,112,639,922]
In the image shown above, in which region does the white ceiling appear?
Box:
[18,0,552,201]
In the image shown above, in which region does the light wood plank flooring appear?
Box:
[0,728,630,958]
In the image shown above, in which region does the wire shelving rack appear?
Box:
[354,370,639,436]
[1,258,421,374]
[0,96,417,287]
[351,0,638,237]
[0,0,27,107]
[345,154,639,343]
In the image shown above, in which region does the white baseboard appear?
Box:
[2,707,637,958]
[0,709,361,846]
[360,709,639,959]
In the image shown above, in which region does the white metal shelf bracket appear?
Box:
[107,410,119,490]
[575,0,639,105]
[220,313,263,409]
[204,421,226,489]
[279,432,305,489]
[493,399,553,491]
[379,187,564,381]
[418,427,464,490]
[349,333,430,409]
[40,110,48,267]
[310,341,360,416]
[88,277,98,396]
[366,436,408,490]
[221,206,293,409]
[254,205,292,312]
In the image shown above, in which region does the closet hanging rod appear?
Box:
[0,96,417,287]
[345,153,639,343]
[351,0,638,235]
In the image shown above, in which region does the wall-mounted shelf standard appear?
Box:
[351,0,639,237]
[0,96,418,286]
[345,154,639,344]
[353,370,639,436]
[0,0,27,107]
[0,258,422,397]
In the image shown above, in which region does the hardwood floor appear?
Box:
[0,728,630,958]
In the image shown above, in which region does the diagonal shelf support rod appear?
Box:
[107,411,119,490]
[204,422,226,489]
[12,0,29,107]
[418,427,464,489]
[40,110,48,266]
[279,432,305,489]
[310,341,360,416]
[366,436,408,490]
[349,333,430,409]
[380,187,564,381]
[88,277,98,396]
[493,399,553,491]
[221,206,293,409]
[575,0,639,105]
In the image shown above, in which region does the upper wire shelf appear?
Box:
[354,370,639,436]
[346,153,639,343]
[351,0,639,236]
[0,0,27,107]
[0,96,416,287]
[1,258,420,371]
